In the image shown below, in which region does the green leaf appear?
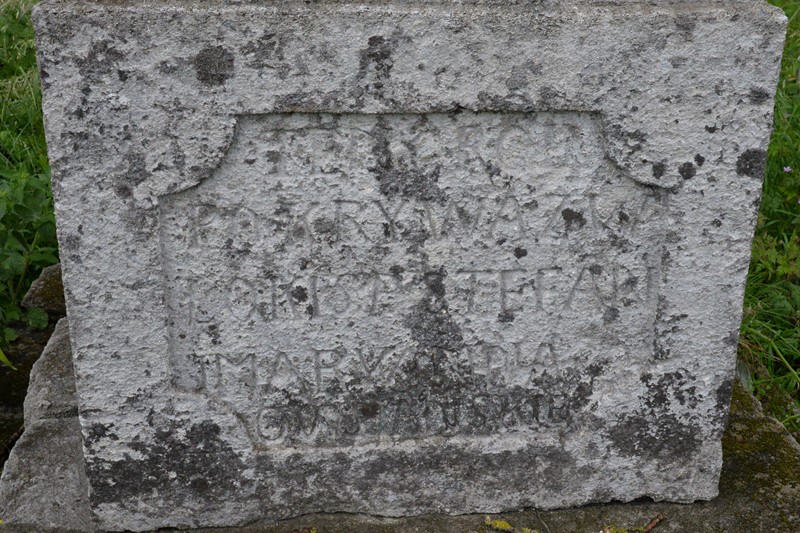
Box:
[2,306,21,323]
[37,221,56,242]
[2,251,25,275]
[12,203,32,221]
[0,346,16,370]
[24,307,48,329]
[29,249,57,264]
[3,327,19,343]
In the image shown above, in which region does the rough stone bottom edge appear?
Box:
[1,317,799,532]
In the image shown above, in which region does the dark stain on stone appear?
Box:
[561,208,586,231]
[724,329,740,347]
[538,85,564,106]
[85,423,119,446]
[360,402,380,419]
[705,124,718,133]
[694,154,706,167]
[223,237,252,260]
[241,31,286,70]
[589,264,602,275]
[78,40,124,81]
[291,285,308,303]
[669,56,686,69]
[255,442,577,510]
[651,296,690,360]
[364,35,392,72]
[609,412,701,462]
[423,268,446,299]
[389,265,405,278]
[715,378,734,414]
[609,126,647,155]
[114,151,149,199]
[513,247,528,259]
[678,162,696,180]
[523,198,538,210]
[618,211,630,223]
[675,15,696,39]
[369,120,447,204]
[400,221,431,250]
[498,310,515,323]
[736,149,767,179]
[305,304,314,319]
[712,218,722,227]
[505,61,541,91]
[312,217,337,243]
[206,324,220,345]
[38,65,50,91]
[609,370,702,461]
[60,235,81,262]
[193,46,235,86]
[748,87,771,105]
[357,35,395,97]
[86,420,251,505]
[587,362,607,379]
[652,162,666,179]
[602,307,620,323]
[114,184,132,199]
[405,270,462,354]
[484,160,502,178]
[124,152,149,186]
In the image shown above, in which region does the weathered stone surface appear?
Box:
[0,418,96,532]
[32,0,785,530]
[21,263,66,316]
[24,318,78,426]
[1,345,798,532]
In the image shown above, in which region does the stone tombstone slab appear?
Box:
[33,0,785,530]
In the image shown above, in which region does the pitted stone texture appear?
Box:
[161,112,665,448]
[24,318,78,425]
[21,263,66,316]
[0,418,96,532]
[33,1,784,531]
[1,354,798,533]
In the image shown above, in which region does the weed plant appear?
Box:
[740,0,800,435]
[0,0,54,367]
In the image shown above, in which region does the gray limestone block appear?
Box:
[23,318,79,426]
[21,263,66,316]
[31,0,786,531]
[0,418,96,532]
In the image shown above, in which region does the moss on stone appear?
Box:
[187,381,800,533]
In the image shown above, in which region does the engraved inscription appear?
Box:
[159,112,666,447]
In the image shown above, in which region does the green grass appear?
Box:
[738,0,800,436]
[0,0,798,432]
[0,0,54,364]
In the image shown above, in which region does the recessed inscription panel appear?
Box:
[159,112,666,448]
